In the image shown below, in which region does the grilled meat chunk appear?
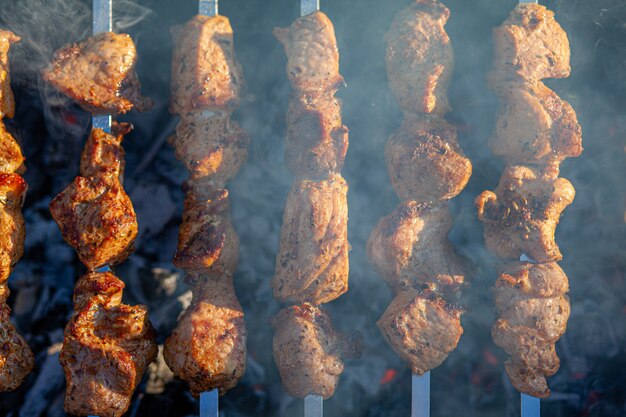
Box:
[0,121,24,174]
[80,123,131,181]
[490,80,582,166]
[170,15,244,113]
[169,112,249,187]
[60,272,157,417]
[0,30,19,119]
[164,274,246,396]
[475,165,575,263]
[385,115,471,202]
[285,92,348,178]
[0,303,34,392]
[272,303,360,399]
[43,32,152,115]
[492,262,570,398]
[0,173,26,288]
[489,3,570,83]
[385,0,453,115]
[367,201,466,295]
[274,11,343,95]
[377,288,463,375]
[272,174,349,305]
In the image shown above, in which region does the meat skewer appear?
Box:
[365,2,472,416]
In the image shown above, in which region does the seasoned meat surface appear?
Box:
[0,121,25,174]
[476,165,575,263]
[377,289,463,375]
[0,303,34,392]
[272,175,349,305]
[43,32,152,115]
[164,274,246,396]
[0,30,19,119]
[492,262,569,398]
[490,80,582,166]
[80,123,131,181]
[274,11,343,95]
[272,304,360,399]
[0,173,26,288]
[385,0,453,115]
[170,15,244,113]
[60,272,157,417]
[385,115,471,202]
[367,201,466,295]
[489,3,570,83]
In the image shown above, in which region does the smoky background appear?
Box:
[0,0,623,416]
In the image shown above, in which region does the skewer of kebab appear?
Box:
[161,2,248,417]
[475,2,582,416]
[365,2,472,416]
[271,3,360,417]
[42,2,158,415]
[0,29,35,393]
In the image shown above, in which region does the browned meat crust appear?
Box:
[170,15,245,113]
[385,0,453,115]
[385,115,471,202]
[0,303,34,392]
[60,272,157,417]
[0,30,19,119]
[0,121,24,174]
[492,262,569,398]
[163,274,246,396]
[475,165,575,263]
[272,175,349,305]
[271,303,360,399]
[43,32,152,115]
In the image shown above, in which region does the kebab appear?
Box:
[162,13,248,399]
[0,29,35,392]
[271,9,360,403]
[43,30,157,417]
[366,0,471,395]
[475,3,582,398]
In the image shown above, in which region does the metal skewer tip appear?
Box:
[301,0,319,16]
[521,393,540,417]
[411,372,430,417]
[304,395,323,417]
[200,389,219,417]
[199,0,218,16]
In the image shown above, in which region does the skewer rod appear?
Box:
[199,0,218,16]
[411,372,430,417]
[301,0,319,16]
[304,395,323,417]
[518,0,539,3]
[521,394,540,417]
[200,389,219,417]
[92,0,112,133]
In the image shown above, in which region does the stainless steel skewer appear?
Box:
[411,372,430,417]
[519,249,540,417]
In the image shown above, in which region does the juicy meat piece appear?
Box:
[492,262,570,398]
[170,15,245,114]
[49,174,137,270]
[272,174,349,305]
[385,0,453,115]
[0,173,26,288]
[43,32,152,115]
[80,123,132,181]
[475,165,575,263]
[164,274,246,395]
[60,272,157,417]
[0,303,34,392]
[169,112,249,187]
[489,3,570,83]
[490,80,582,165]
[271,303,360,399]
[367,201,466,295]
[377,288,463,375]
[173,187,239,274]
[285,92,348,178]
[0,30,19,119]
[0,121,25,174]
[274,11,343,95]
[385,115,471,202]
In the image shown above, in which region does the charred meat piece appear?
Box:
[492,262,570,398]
[285,92,348,178]
[273,174,349,305]
[170,15,245,114]
[60,272,157,417]
[164,274,246,396]
[169,112,249,187]
[0,121,25,174]
[377,288,463,375]
[490,80,582,166]
[0,30,19,119]
[80,123,132,181]
[489,3,570,83]
[274,11,344,95]
[272,303,360,399]
[385,115,471,203]
[173,187,239,274]
[475,165,575,263]
[0,173,26,288]
[367,201,466,295]
[0,303,34,392]
[43,32,152,115]
[385,0,453,115]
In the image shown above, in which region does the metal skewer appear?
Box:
[412,372,430,417]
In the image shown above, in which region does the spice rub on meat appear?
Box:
[0,30,20,119]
